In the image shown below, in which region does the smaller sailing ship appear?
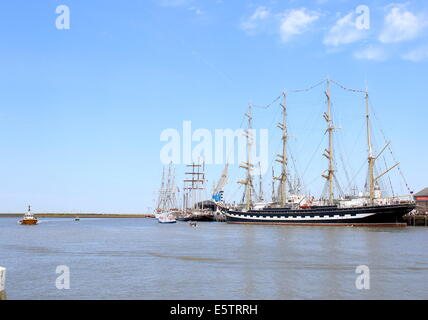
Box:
[183,162,215,221]
[154,163,180,224]
[19,205,38,225]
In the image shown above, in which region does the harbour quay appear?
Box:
[405,187,428,226]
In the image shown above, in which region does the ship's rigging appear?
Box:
[155,162,179,214]
[230,78,413,209]
[224,78,414,225]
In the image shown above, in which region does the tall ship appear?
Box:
[154,162,180,222]
[182,162,214,221]
[225,79,415,226]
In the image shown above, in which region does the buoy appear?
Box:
[0,267,6,300]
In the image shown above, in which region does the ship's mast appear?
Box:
[365,90,401,203]
[322,79,335,205]
[258,162,264,202]
[238,105,254,210]
[366,91,375,203]
[271,167,276,203]
[184,162,205,210]
[167,164,172,208]
[156,167,166,211]
[157,163,178,212]
[169,164,178,209]
[275,93,288,206]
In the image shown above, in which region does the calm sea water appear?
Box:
[0,217,427,300]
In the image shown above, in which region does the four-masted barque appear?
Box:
[225,79,415,226]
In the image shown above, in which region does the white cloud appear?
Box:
[188,6,204,15]
[240,6,271,31]
[250,6,270,20]
[241,7,319,42]
[379,5,428,43]
[354,46,387,61]
[324,12,368,46]
[402,45,428,62]
[279,9,320,42]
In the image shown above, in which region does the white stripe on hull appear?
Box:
[226,212,376,221]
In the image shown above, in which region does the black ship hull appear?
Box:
[189,215,215,222]
[226,203,415,227]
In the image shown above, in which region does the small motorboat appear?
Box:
[75,217,80,221]
[158,212,177,224]
[19,206,38,225]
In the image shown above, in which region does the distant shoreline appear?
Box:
[0,213,155,218]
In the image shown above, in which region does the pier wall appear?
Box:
[405,215,428,226]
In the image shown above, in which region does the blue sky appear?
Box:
[0,0,427,213]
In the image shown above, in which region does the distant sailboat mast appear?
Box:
[258,162,264,202]
[155,163,178,213]
[184,161,205,210]
[155,167,166,213]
